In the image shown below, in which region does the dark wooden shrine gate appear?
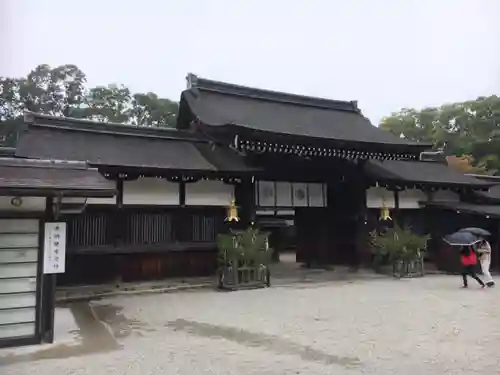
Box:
[294,169,368,267]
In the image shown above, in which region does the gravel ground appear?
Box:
[2,275,500,374]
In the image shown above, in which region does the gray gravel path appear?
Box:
[2,275,500,374]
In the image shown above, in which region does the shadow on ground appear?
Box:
[0,303,120,366]
[166,318,361,369]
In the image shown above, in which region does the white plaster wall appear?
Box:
[276,210,295,216]
[399,189,427,209]
[185,180,234,206]
[366,187,395,208]
[123,177,179,205]
[275,182,292,207]
[432,190,460,202]
[0,197,45,212]
[61,196,116,205]
[367,187,460,208]
[308,183,326,207]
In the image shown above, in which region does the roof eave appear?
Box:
[368,176,492,190]
[423,202,500,219]
[203,123,431,154]
[24,111,205,143]
[92,163,259,176]
[0,187,116,198]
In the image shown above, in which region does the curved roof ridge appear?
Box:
[24,111,207,143]
[186,73,360,113]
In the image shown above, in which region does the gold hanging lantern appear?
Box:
[379,197,392,221]
[225,198,240,222]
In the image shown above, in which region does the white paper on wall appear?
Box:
[292,183,308,207]
[43,222,66,274]
[256,181,327,208]
[257,181,275,207]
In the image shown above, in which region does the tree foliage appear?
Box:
[129,92,178,128]
[0,64,179,146]
[380,96,500,175]
[370,224,429,265]
[84,84,132,123]
[445,155,486,174]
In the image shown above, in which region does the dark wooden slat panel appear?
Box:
[125,211,174,245]
[64,206,226,253]
[65,212,111,250]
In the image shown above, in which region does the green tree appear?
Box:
[18,64,87,116]
[0,63,180,147]
[380,95,500,175]
[1,64,88,146]
[129,92,178,128]
[0,77,23,146]
[84,84,131,123]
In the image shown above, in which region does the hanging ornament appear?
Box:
[225,198,240,222]
[379,196,392,221]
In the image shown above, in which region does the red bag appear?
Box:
[461,250,477,266]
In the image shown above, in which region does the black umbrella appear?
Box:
[443,231,482,246]
[458,227,491,237]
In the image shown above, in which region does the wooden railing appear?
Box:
[125,212,174,245]
[66,212,111,248]
[63,207,225,254]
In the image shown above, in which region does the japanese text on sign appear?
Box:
[43,222,66,274]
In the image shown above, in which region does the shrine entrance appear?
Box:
[294,178,366,268]
[177,73,429,269]
[254,179,326,264]
[252,157,367,268]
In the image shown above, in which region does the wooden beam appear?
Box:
[179,181,186,206]
[41,197,56,344]
[116,178,124,208]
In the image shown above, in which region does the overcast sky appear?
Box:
[1,0,499,123]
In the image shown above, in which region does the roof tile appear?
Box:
[365,160,492,187]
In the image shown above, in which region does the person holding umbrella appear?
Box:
[444,230,485,288]
[477,240,494,287]
[460,228,494,288]
[459,245,485,288]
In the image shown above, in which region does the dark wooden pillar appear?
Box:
[326,180,356,265]
[113,177,125,281]
[392,188,401,226]
[325,161,369,267]
[114,177,124,244]
[41,196,56,344]
[350,177,368,268]
[234,177,256,229]
[355,182,371,267]
[179,181,186,206]
[116,177,124,207]
[295,208,312,265]
[325,182,338,264]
